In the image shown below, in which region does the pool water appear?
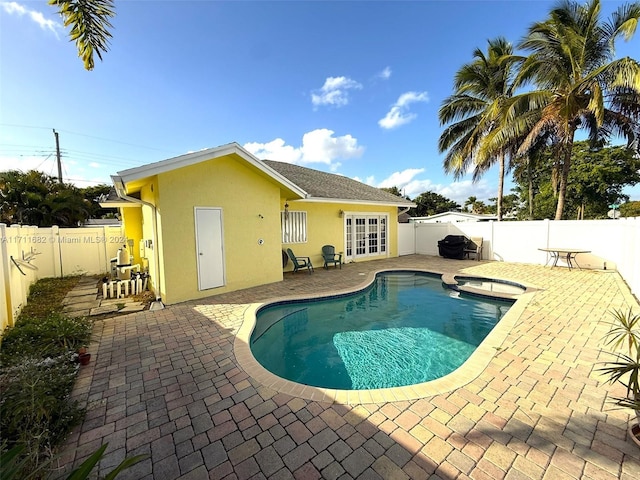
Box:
[250,272,513,390]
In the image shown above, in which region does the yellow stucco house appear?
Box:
[107,143,414,305]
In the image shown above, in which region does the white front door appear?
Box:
[194,207,225,290]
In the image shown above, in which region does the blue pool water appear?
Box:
[250,272,513,390]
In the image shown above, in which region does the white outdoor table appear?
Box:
[539,248,591,270]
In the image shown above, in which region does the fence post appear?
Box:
[0,224,15,328]
[52,225,62,277]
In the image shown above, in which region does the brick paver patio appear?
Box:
[61,255,640,479]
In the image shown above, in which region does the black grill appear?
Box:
[437,235,468,259]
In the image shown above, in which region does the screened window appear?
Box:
[281,211,307,243]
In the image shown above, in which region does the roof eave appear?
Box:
[291,197,416,208]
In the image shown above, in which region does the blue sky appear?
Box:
[1,0,638,204]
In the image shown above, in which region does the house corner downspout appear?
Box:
[112,176,164,309]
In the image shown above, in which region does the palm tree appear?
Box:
[438,37,522,221]
[508,0,640,220]
[49,0,115,70]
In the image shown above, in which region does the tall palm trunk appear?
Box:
[497,153,505,221]
[527,156,534,220]
[554,134,575,220]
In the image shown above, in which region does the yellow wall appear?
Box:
[282,201,399,271]
[139,183,161,295]
[154,155,284,304]
[121,207,143,264]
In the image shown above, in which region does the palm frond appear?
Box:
[49,0,115,71]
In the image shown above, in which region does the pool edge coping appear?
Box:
[233,267,538,405]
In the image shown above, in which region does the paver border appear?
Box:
[234,267,539,404]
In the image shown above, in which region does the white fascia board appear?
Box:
[116,144,239,183]
[115,142,307,199]
[292,197,416,208]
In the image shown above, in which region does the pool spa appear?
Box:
[249,271,518,391]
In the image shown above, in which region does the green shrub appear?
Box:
[0,359,85,476]
[0,276,91,477]
[1,313,91,366]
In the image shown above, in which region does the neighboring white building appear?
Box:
[408,212,497,223]
[82,218,122,227]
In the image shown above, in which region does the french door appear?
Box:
[345,214,387,260]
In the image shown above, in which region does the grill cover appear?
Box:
[437,235,467,259]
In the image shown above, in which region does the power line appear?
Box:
[34,154,54,171]
[0,123,178,155]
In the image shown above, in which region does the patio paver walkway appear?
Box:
[60,255,640,479]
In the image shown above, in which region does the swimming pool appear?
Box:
[250,272,513,390]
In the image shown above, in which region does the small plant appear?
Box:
[599,307,640,426]
[0,359,85,473]
[1,443,147,480]
[603,308,640,353]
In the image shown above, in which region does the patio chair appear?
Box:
[464,237,483,261]
[321,245,342,269]
[286,248,314,274]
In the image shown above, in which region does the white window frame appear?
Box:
[281,210,307,244]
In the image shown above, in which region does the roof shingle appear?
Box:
[263,160,413,206]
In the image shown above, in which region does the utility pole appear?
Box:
[53,129,62,183]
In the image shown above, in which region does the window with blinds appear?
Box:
[281,211,307,243]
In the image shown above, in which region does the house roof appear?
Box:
[111,142,414,208]
[263,160,414,207]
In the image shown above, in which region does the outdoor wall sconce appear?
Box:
[284,202,290,220]
[339,210,345,218]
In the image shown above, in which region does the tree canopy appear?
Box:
[410,191,460,217]
[0,170,114,227]
[511,142,640,219]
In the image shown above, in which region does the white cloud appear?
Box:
[437,179,494,205]
[1,1,62,37]
[377,168,425,189]
[244,138,301,164]
[363,167,494,205]
[89,162,102,168]
[311,76,363,108]
[378,91,429,130]
[377,66,392,80]
[0,154,51,173]
[244,128,365,170]
[353,175,376,185]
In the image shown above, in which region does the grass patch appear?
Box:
[0,276,91,478]
[18,276,80,319]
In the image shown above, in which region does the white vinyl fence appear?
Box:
[1,224,125,330]
[400,217,640,300]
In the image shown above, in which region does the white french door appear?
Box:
[345,214,387,260]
